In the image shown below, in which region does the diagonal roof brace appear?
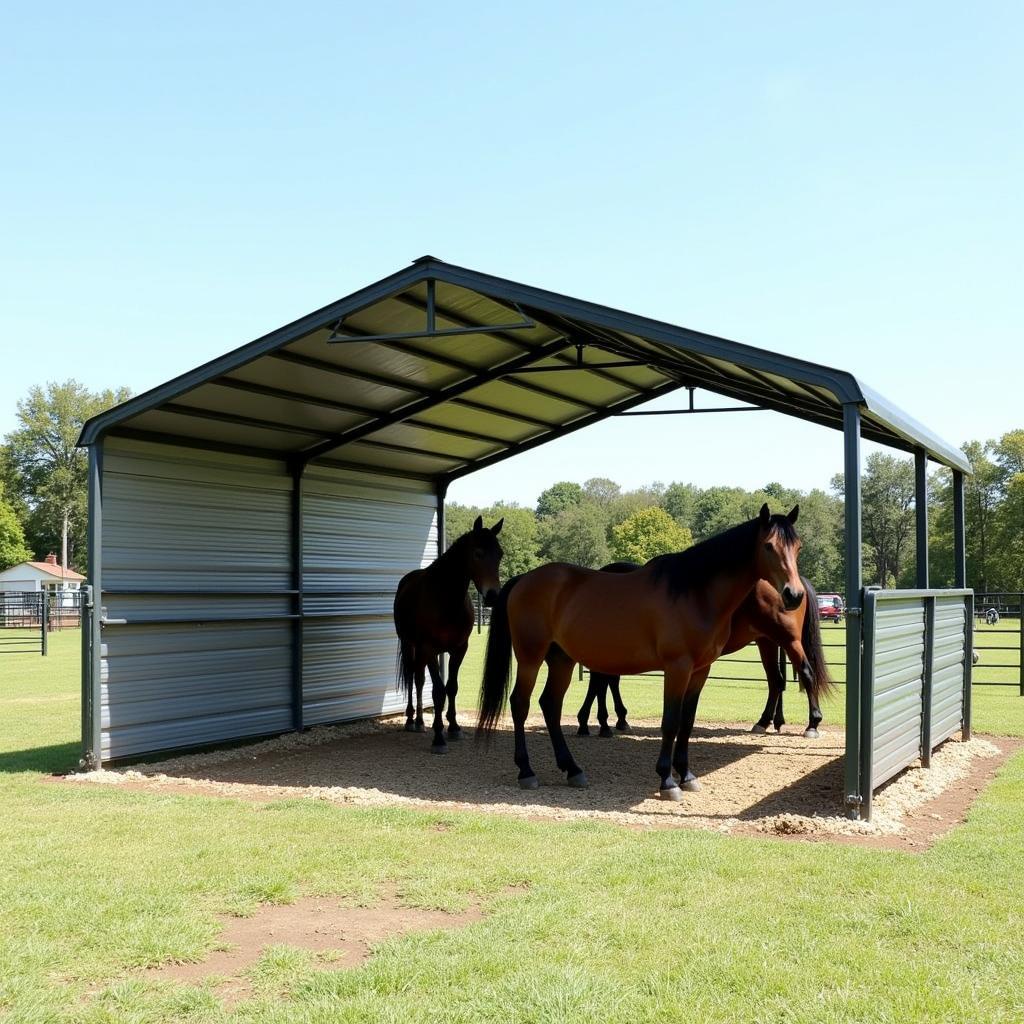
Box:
[297,334,574,464]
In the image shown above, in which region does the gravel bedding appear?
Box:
[67,713,1001,840]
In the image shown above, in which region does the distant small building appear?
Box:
[0,554,85,607]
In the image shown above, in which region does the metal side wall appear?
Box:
[99,438,294,761]
[930,594,969,746]
[301,464,437,726]
[859,587,973,818]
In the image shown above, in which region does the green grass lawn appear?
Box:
[2,630,1024,1022]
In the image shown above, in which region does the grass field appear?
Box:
[2,630,1024,1022]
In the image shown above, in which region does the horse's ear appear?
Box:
[787,504,799,524]
[491,518,504,536]
[473,515,483,531]
[759,503,771,528]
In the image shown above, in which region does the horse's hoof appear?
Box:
[774,725,785,734]
[414,722,425,733]
[432,743,448,755]
[447,727,463,741]
[598,726,614,738]
[404,720,417,732]
[567,771,589,788]
[681,773,702,792]
[615,721,631,733]
[803,728,820,739]
[659,783,684,802]
[518,775,540,790]
[577,724,590,737]
[751,723,768,734]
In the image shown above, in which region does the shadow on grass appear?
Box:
[0,741,80,775]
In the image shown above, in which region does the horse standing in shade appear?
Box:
[478,505,804,800]
[577,568,832,738]
[394,516,503,754]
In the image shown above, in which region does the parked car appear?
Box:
[817,593,845,622]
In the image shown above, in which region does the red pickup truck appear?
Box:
[817,594,845,622]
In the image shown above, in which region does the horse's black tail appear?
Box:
[477,576,520,742]
[396,638,415,700]
[800,577,834,702]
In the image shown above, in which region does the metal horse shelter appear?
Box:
[77,257,974,819]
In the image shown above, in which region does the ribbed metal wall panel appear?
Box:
[301,464,437,725]
[100,438,294,759]
[931,597,967,746]
[870,599,925,788]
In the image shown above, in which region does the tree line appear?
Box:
[1,379,1020,597]
[448,432,1024,597]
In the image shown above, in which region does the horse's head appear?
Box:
[756,503,804,610]
[466,515,504,606]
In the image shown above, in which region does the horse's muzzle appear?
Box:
[782,585,804,611]
[483,589,499,608]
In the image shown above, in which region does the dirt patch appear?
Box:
[141,889,483,1006]
[65,714,1017,850]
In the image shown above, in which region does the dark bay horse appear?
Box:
[577,570,832,738]
[394,516,503,754]
[478,505,804,800]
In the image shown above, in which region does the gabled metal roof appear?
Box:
[78,256,972,477]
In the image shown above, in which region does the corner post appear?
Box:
[290,459,305,732]
[915,450,929,588]
[41,587,49,657]
[843,403,865,818]
[952,470,966,588]
[436,479,448,687]
[921,596,935,767]
[82,442,104,769]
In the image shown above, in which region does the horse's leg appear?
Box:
[610,676,630,733]
[751,638,784,734]
[787,638,822,738]
[510,659,543,788]
[672,667,710,791]
[772,646,788,733]
[426,655,447,754]
[413,656,427,733]
[403,641,418,732]
[656,660,692,801]
[445,642,467,740]
[576,674,599,736]
[538,650,588,787]
[595,676,614,738]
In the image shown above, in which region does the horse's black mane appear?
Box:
[649,514,798,600]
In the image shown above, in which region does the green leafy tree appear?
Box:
[535,481,583,519]
[0,483,32,570]
[482,502,539,579]
[795,488,843,592]
[537,502,610,568]
[582,477,621,506]
[663,481,698,531]
[5,381,132,570]
[691,486,748,541]
[611,506,693,564]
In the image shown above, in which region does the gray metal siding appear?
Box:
[301,464,437,727]
[100,438,293,760]
[930,596,966,747]
[870,598,926,788]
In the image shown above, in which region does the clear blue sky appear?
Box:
[2,3,1021,508]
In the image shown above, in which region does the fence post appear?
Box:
[963,592,973,741]
[41,589,49,657]
[921,596,934,768]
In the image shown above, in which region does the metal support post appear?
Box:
[843,403,865,818]
[915,450,929,588]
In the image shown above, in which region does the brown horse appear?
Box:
[394,516,503,753]
[577,569,832,738]
[478,505,803,800]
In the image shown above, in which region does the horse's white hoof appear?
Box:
[751,724,768,734]
[681,775,702,792]
[659,784,684,802]
[567,771,589,788]
[518,775,540,790]
[803,728,820,739]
